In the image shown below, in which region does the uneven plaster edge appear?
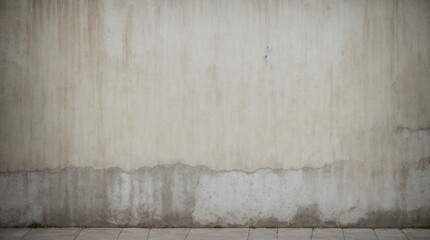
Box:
[0,160,351,174]
[0,159,429,228]
[2,157,430,174]
[394,126,430,134]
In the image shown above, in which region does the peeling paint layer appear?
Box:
[0,160,428,227]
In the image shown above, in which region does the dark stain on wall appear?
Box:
[0,160,428,228]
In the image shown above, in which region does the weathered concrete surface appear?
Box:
[23,228,81,240]
[186,228,249,240]
[249,228,277,240]
[374,229,408,240]
[0,0,429,228]
[1,0,430,172]
[148,228,190,240]
[278,228,312,240]
[2,228,430,240]
[0,161,429,227]
[74,228,121,240]
[402,229,430,240]
[0,228,30,240]
[343,229,377,240]
[118,228,150,240]
[312,228,344,240]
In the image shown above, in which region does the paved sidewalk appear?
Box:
[0,228,429,240]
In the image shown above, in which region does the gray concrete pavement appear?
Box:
[248,228,277,240]
[402,229,430,240]
[374,229,408,240]
[148,228,190,240]
[343,228,377,240]
[119,228,150,240]
[0,229,30,240]
[0,228,428,240]
[312,228,344,240]
[278,228,311,240]
[22,228,81,240]
[186,228,248,240]
[75,228,122,240]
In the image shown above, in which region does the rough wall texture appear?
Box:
[0,0,429,227]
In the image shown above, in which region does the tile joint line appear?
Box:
[372,229,379,240]
[115,228,123,240]
[246,228,250,240]
[183,228,191,240]
[310,228,314,240]
[342,228,345,240]
[401,229,411,240]
[20,228,32,240]
[72,228,84,240]
[146,228,151,240]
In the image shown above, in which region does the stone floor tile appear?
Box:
[186,228,248,240]
[23,228,81,240]
[312,228,344,240]
[402,229,430,240]
[0,228,31,240]
[278,228,312,240]
[1,228,428,240]
[148,228,190,240]
[343,228,377,240]
[75,228,122,240]
[248,228,277,240]
[374,229,407,240]
[119,228,150,240]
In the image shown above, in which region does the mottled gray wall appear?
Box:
[0,0,429,227]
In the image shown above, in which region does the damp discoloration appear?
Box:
[0,160,429,227]
[0,0,429,228]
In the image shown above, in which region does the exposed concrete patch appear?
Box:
[0,160,428,228]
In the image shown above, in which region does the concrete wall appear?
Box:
[0,0,429,227]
